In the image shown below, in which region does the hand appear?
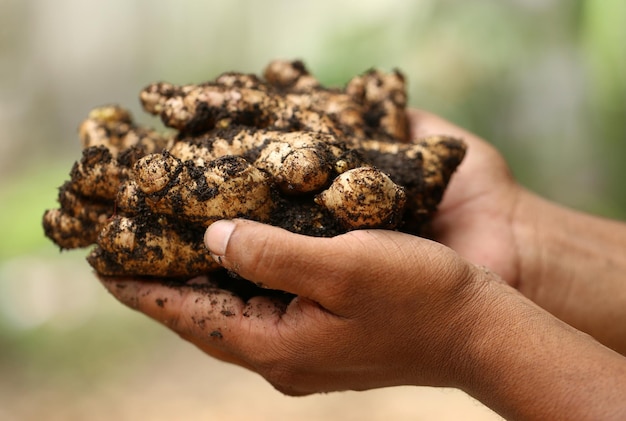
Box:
[98,108,520,394]
[408,112,626,355]
[408,110,523,286]
[99,109,626,419]
[100,220,495,395]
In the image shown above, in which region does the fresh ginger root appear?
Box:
[43,60,466,280]
[315,167,407,229]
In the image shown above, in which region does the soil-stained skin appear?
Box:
[43,60,466,290]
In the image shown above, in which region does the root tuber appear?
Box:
[43,60,466,281]
[315,167,406,229]
[133,154,274,225]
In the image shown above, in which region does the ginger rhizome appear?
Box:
[43,60,466,279]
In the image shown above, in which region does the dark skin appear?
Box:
[101,109,626,420]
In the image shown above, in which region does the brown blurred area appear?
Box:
[1,0,624,419]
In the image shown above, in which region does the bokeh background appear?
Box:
[1,1,624,420]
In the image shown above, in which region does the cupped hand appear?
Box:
[98,109,626,419]
[99,109,522,395]
[408,110,523,286]
[101,219,496,396]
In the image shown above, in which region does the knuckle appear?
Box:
[226,223,279,280]
[161,291,192,332]
[238,236,278,281]
[308,236,364,301]
[312,270,353,303]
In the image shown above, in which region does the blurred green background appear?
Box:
[1,0,624,419]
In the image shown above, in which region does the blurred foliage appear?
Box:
[1,306,164,380]
[0,164,71,260]
[581,0,626,215]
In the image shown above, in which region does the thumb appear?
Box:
[204,219,442,309]
[205,219,344,299]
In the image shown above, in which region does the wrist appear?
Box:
[510,189,626,353]
[509,189,579,322]
[431,264,510,389]
[456,271,626,420]
[510,188,548,298]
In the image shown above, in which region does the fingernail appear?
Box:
[205,220,236,262]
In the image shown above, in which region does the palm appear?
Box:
[409,110,521,285]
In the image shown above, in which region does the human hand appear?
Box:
[99,217,626,420]
[408,110,523,286]
[99,109,626,419]
[410,110,626,356]
[100,219,496,395]
[98,108,521,395]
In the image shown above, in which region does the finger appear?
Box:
[408,108,479,142]
[99,275,354,395]
[99,276,248,349]
[204,219,351,300]
[177,331,255,370]
[204,219,435,309]
[408,108,508,178]
[99,273,301,346]
[407,108,511,201]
